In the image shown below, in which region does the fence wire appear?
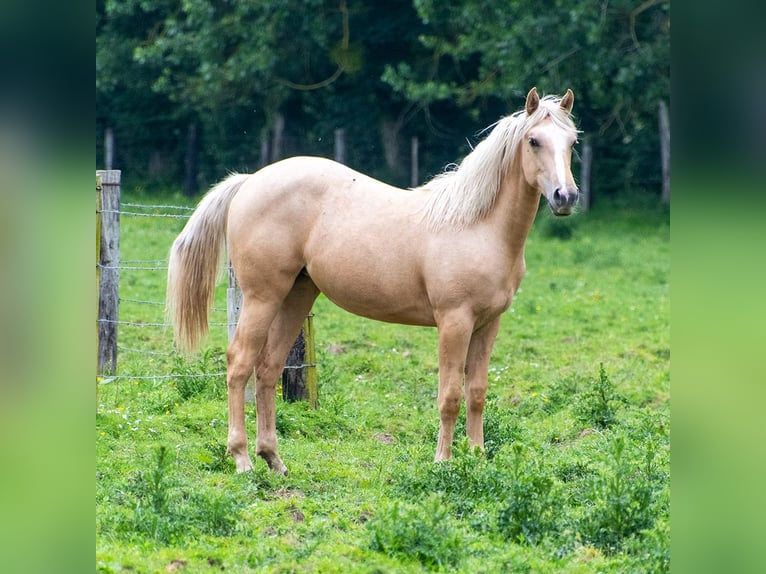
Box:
[97,199,316,386]
[97,200,226,383]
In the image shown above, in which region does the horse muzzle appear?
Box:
[548,187,578,216]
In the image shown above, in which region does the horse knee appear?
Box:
[466,386,487,412]
[438,385,462,418]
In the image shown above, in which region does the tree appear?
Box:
[383,0,670,198]
[96,0,669,198]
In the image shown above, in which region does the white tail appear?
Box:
[166,173,250,353]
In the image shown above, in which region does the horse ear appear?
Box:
[525,87,540,115]
[560,89,574,114]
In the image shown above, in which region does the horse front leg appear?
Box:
[464,316,501,451]
[434,312,474,462]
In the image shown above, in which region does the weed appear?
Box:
[368,494,465,570]
[197,441,232,472]
[579,434,659,553]
[496,442,557,546]
[171,347,226,401]
[275,397,351,440]
[575,363,620,429]
[125,445,175,542]
[113,445,244,544]
[481,398,523,459]
[395,438,503,521]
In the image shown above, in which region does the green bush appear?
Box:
[579,435,661,553]
[367,494,465,570]
[171,347,227,401]
[575,363,620,429]
[496,442,558,546]
[113,446,244,544]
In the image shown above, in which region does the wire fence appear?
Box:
[95,173,316,405]
[96,194,231,385]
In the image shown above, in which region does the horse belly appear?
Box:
[306,254,435,327]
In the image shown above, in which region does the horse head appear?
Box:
[520,87,579,216]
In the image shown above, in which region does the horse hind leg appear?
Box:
[226,299,281,473]
[253,276,320,475]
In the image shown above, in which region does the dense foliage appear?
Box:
[96,0,669,198]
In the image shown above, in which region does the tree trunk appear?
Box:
[282,316,317,408]
[184,121,199,197]
[381,117,403,180]
[271,112,285,162]
[410,135,419,188]
[282,329,307,403]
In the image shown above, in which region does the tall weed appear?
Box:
[113,445,244,544]
[367,494,465,570]
[496,442,557,545]
[575,363,620,429]
[171,347,226,401]
[579,434,660,553]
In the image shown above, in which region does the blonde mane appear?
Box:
[418,95,577,230]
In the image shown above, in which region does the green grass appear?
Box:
[97,194,669,573]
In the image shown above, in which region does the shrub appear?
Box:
[115,445,244,544]
[496,442,558,546]
[367,494,465,570]
[579,434,659,553]
[171,347,226,401]
[575,363,620,429]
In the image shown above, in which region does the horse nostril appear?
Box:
[552,188,562,204]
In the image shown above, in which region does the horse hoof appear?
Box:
[258,452,288,475]
[235,457,254,473]
[269,460,288,476]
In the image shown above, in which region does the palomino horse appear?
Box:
[167,87,578,474]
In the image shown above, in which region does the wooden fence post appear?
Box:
[96,174,102,394]
[410,135,419,188]
[334,128,347,164]
[579,137,593,212]
[96,170,121,375]
[227,261,254,402]
[303,313,318,408]
[658,100,670,204]
[104,127,114,170]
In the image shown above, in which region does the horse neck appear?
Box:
[491,162,540,255]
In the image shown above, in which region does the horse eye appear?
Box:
[529,137,540,148]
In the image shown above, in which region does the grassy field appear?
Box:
[96,193,669,573]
